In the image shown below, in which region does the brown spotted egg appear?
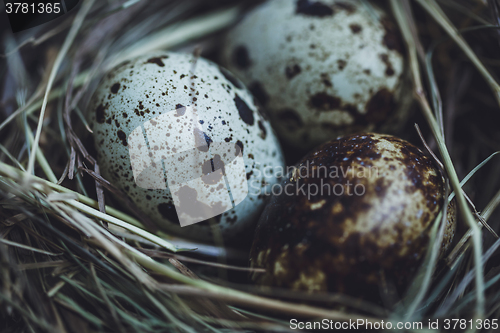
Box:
[221,0,411,151]
[250,133,455,302]
[88,52,285,242]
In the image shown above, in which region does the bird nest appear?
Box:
[1,0,500,332]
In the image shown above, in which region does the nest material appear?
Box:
[0,0,500,332]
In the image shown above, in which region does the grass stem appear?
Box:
[27,0,95,177]
[391,0,485,318]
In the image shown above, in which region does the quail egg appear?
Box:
[221,0,411,151]
[250,133,455,302]
[88,52,285,242]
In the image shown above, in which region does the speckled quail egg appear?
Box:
[250,133,455,302]
[88,52,285,242]
[221,0,411,151]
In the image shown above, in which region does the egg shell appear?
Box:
[221,0,411,151]
[88,52,285,242]
[250,133,455,301]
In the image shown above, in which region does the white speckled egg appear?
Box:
[221,0,410,151]
[88,52,285,242]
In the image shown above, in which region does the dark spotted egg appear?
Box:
[250,133,455,302]
[88,52,285,242]
[221,0,411,151]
